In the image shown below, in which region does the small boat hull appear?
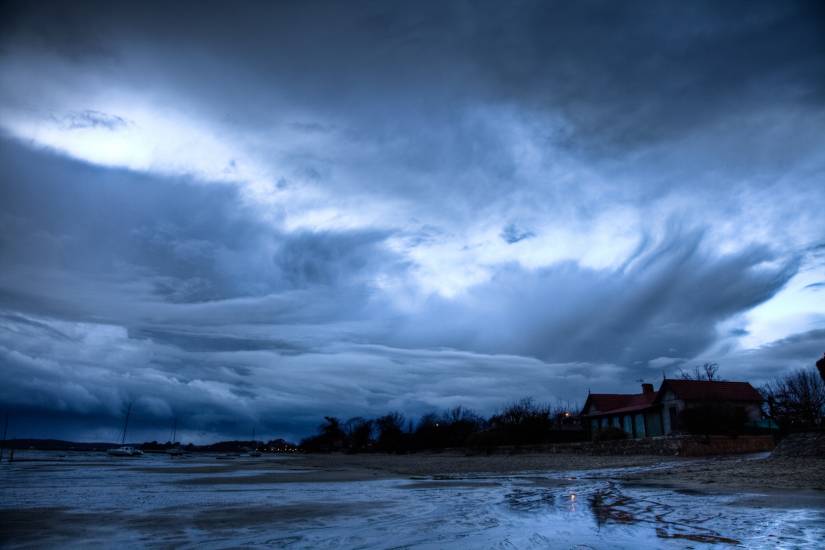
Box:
[107,446,143,457]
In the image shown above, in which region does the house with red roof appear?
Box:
[581,379,764,438]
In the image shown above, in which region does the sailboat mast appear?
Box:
[0,413,8,461]
[121,402,132,445]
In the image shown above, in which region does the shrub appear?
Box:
[487,398,553,445]
[592,426,627,442]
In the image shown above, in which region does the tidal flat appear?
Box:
[1,451,823,548]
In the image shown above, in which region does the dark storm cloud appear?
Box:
[1,1,824,441]
[390,226,799,366]
[0,138,396,321]
[0,140,411,439]
[0,140,817,441]
[3,0,824,232]
[0,139,271,310]
[5,0,824,150]
[712,328,825,386]
[752,329,825,364]
[129,328,307,354]
[275,230,397,289]
[0,283,624,442]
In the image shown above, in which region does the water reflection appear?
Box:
[590,484,636,525]
[497,475,824,548]
[588,482,740,544]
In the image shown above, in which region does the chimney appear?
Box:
[641,383,654,395]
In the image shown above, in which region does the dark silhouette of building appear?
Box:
[581,379,763,438]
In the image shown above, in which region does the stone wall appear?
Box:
[771,432,825,458]
[676,435,775,456]
[472,435,775,457]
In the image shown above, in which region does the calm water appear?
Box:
[1,451,823,548]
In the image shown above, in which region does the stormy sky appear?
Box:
[1,0,824,443]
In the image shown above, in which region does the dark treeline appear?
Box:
[0,438,298,453]
[299,399,584,453]
[5,438,300,453]
[142,438,298,453]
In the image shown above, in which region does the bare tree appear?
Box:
[762,369,825,429]
[299,416,346,452]
[680,362,720,381]
[375,412,406,451]
[320,416,344,440]
[343,417,373,450]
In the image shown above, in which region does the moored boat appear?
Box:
[107,403,142,457]
[107,446,143,457]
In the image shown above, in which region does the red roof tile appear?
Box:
[657,379,762,403]
[582,392,656,416]
[582,379,763,417]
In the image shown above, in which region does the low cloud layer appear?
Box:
[1,1,824,441]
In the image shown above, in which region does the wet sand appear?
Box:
[617,455,825,493]
[154,451,825,493]
[292,451,680,477]
[291,452,825,494]
[120,451,685,485]
[1,503,391,544]
[2,451,824,548]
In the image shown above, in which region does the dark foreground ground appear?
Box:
[1,450,823,548]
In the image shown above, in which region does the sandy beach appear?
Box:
[120,451,687,485]
[2,450,824,548]
[293,451,679,477]
[168,450,825,497]
[618,455,825,492]
[292,452,825,494]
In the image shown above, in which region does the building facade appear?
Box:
[581,379,763,439]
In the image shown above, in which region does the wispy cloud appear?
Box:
[54,110,130,131]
